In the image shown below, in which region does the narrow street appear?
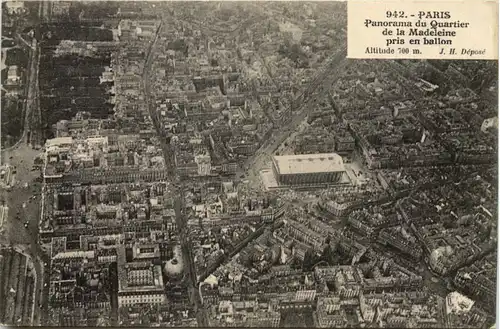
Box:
[142,15,208,327]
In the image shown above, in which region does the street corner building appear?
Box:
[271,153,346,187]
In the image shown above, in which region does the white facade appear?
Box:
[118,292,166,307]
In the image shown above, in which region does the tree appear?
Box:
[302,249,320,271]
[321,244,339,265]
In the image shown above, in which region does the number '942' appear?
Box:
[386,11,406,18]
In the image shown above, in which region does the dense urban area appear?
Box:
[0,1,498,328]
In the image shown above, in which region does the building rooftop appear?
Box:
[45,136,74,148]
[117,246,164,293]
[446,291,475,315]
[272,153,345,175]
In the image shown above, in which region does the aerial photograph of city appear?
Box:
[0,1,497,327]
